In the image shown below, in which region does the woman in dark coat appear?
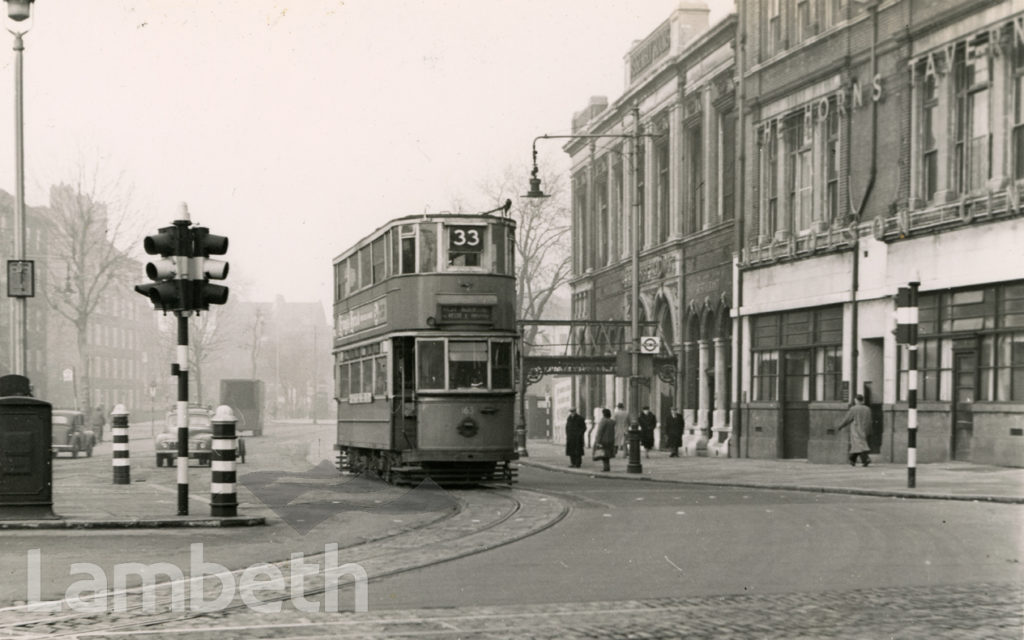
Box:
[638,406,657,458]
[666,407,684,457]
[593,408,616,472]
[564,408,587,468]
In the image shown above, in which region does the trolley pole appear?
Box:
[174,314,190,514]
[896,282,920,488]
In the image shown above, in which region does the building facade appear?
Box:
[0,187,163,418]
[564,0,1024,467]
[734,0,1024,466]
[566,3,737,455]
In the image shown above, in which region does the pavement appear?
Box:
[520,439,1024,503]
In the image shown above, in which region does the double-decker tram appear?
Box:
[332,212,518,485]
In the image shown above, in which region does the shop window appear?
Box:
[898,338,952,402]
[815,346,842,401]
[753,351,779,401]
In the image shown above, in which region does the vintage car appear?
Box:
[155,406,246,467]
[52,410,96,458]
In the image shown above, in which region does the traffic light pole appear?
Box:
[135,203,230,517]
[174,313,190,515]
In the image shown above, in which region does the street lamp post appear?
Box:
[5,0,32,376]
[525,106,651,473]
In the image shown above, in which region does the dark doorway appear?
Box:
[952,350,976,461]
[782,350,810,458]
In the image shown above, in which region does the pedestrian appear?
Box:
[638,406,656,458]
[666,407,684,457]
[612,402,629,457]
[564,407,587,469]
[92,404,106,443]
[593,408,616,472]
[836,394,872,467]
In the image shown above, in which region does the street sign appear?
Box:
[640,336,661,354]
[7,260,34,297]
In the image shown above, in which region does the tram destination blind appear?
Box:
[438,304,492,324]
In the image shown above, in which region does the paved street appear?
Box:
[1,425,1020,638]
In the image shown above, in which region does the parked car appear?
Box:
[155,406,246,467]
[52,410,96,458]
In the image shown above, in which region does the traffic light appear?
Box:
[134,222,190,312]
[190,226,229,310]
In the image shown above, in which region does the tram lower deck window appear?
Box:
[449,341,488,389]
[417,339,445,389]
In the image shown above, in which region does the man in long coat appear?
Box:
[837,394,872,466]
[593,408,616,472]
[666,407,684,457]
[564,408,587,468]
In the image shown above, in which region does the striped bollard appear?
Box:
[111,404,130,484]
[896,282,920,488]
[210,405,238,517]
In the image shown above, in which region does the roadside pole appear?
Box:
[896,282,920,488]
[111,405,130,485]
[174,314,190,514]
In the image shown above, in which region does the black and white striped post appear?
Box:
[210,405,238,517]
[111,404,130,484]
[896,281,920,488]
[173,314,190,515]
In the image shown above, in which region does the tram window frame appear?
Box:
[417,339,446,390]
[420,224,437,273]
[491,340,513,389]
[447,224,486,269]
[448,340,489,389]
[400,224,417,274]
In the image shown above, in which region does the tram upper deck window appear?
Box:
[449,341,488,389]
[420,225,437,273]
[447,225,485,268]
[400,224,416,274]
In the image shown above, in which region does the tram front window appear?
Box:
[417,339,445,390]
[449,341,488,389]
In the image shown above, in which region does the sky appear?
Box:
[0,0,733,312]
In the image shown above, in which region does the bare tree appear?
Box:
[188,309,234,406]
[42,168,141,413]
[472,164,572,351]
[248,308,266,379]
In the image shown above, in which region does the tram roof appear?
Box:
[332,212,516,264]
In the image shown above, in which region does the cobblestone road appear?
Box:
[16,581,1018,639]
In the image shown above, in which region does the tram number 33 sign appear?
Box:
[448,226,483,253]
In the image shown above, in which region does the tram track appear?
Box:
[0,487,568,639]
